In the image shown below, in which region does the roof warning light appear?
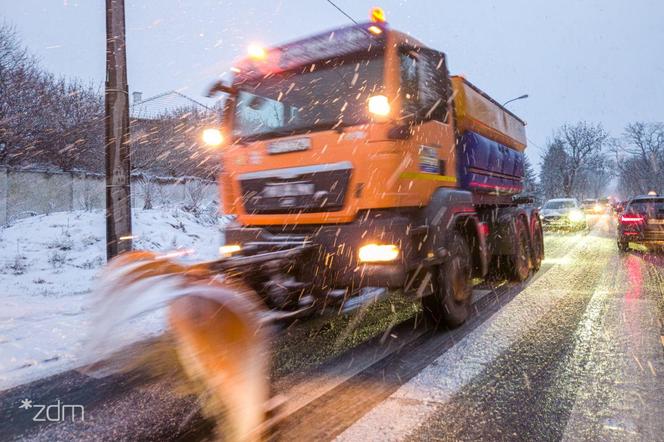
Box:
[370,7,385,23]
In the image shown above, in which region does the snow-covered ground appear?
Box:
[0,207,224,390]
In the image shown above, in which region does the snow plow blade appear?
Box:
[93,251,274,441]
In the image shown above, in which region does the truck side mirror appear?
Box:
[206,80,236,97]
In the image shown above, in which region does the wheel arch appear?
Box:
[420,187,489,277]
[453,214,488,278]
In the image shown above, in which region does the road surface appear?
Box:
[1,214,663,441]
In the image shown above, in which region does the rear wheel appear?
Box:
[531,221,544,271]
[507,218,531,282]
[422,231,472,328]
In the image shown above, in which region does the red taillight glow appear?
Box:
[620,214,644,224]
[478,222,490,237]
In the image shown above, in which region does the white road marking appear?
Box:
[562,254,664,441]
[337,233,610,441]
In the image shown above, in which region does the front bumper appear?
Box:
[619,228,664,245]
[224,211,423,289]
[541,216,585,229]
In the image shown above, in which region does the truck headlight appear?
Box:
[358,243,399,263]
[568,210,584,223]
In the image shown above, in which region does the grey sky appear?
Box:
[2,0,663,168]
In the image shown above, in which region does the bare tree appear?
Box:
[0,21,41,164]
[1,21,219,179]
[136,175,157,209]
[539,138,569,199]
[1,22,105,171]
[184,179,210,212]
[131,106,220,179]
[540,122,608,198]
[522,154,539,195]
[557,122,608,197]
[613,122,664,197]
[576,152,613,199]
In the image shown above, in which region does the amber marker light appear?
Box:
[368,95,391,117]
[247,43,266,60]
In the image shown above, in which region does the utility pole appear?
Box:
[105,0,132,259]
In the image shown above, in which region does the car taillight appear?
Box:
[478,222,490,237]
[620,214,644,224]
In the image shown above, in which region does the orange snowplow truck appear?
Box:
[205,19,543,326]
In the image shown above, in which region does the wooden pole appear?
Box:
[105,0,132,259]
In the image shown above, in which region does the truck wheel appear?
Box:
[422,231,472,328]
[507,218,530,282]
[531,221,544,271]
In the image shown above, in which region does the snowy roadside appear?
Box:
[0,207,224,390]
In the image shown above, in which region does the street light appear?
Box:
[502,94,529,107]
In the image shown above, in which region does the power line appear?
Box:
[325,0,358,24]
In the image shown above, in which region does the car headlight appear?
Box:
[568,210,584,222]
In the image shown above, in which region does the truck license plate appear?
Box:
[262,182,314,198]
[268,137,311,154]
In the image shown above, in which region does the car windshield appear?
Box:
[232,54,383,141]
[627,199,664,217]
[544,200,576,209]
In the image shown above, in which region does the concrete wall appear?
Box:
[0,167,218,225]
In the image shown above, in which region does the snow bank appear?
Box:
[0,207,224,389]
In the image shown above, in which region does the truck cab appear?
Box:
[207,19,542,326]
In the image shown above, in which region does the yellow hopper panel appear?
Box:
[451,76,527,152]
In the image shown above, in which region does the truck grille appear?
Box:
[239,162,352,214]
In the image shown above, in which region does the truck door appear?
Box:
[397,46,457,207]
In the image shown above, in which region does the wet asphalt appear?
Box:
[1,214,663,441]
[408,218,664,442]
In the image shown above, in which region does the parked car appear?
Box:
[617,195,664,252]
[540,198,587,230]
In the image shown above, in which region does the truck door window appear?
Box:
[399,47,450,123]
[399,51,419,118]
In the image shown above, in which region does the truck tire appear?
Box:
[531,221,544,271]
[422,231,472,328]
[507,218,530,282]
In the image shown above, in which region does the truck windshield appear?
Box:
[232,54,383,141]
